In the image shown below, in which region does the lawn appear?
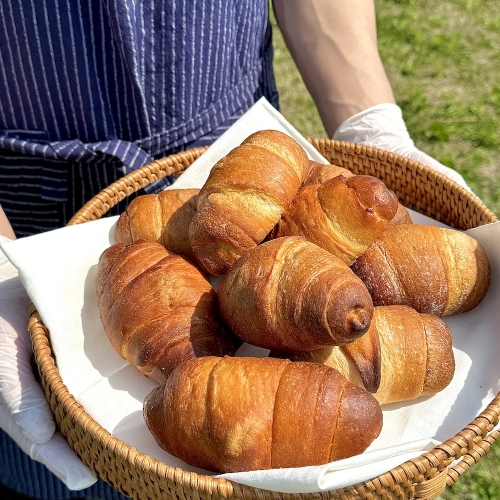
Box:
[271,1,500,499]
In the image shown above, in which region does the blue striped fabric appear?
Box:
[0,1,278,498]
[0,0,279,236]
[0,429,128,500]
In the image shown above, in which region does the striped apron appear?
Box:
[0,0,278,237]
[0,0,278,498]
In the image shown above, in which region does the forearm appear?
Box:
[0,206,16,240]
[272,0,395,136]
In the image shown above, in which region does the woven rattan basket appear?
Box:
[29,139,500,500]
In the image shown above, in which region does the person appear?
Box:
[0,1,470,499]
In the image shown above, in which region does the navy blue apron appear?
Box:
[0,0,278,237]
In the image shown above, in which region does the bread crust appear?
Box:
[421,313,455,395]
[302,161,354,186]
[301,162,411,227]
[115,189,199,260]
[143,356,383,472]
[389,203,413,225]
[351,224,491,316]
[272,305,455,405]
[96,240,240,384]
[188,130,310,275]
[217,236,374,350]
[275,175,399,265]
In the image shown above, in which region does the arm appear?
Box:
[0,205,16,239]
[271,0,471,191]
[272,0,395,136]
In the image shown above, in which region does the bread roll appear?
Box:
[302,161,354,186]
[115,189,199,260]
[188,129,310,275]
[272,305,455,405]
[351,224,491,316]
[302,162,412,226]
[144,356,383,472]
[217,236,374,351]
[273,175,399,265]
[389,203,413,225]
[96,240,240,384]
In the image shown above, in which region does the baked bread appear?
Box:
[217,236,374,351]
[115,189,199,260]
[302,160,354,186]
[302,161,412,226]
[390,203,413,225]
[272,305,455,405]
[144,356,383,472]
[188,129,310,275]
[352,224,491,316]
[96,240,240,384]
[272,175,399,265]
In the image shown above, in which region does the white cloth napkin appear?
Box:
[2,98,500,493]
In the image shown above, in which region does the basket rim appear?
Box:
[32,139,500,499]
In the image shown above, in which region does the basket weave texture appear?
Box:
[29,139,500,500]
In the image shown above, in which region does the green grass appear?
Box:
[270,0,500,217]
[271,1,500,498]
[438,439,500,500]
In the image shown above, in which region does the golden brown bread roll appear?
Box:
[302,162,412,227]
[271,305,455,405]
[351,224,491,316]
[115,189,199,260]
[389,203,413,225]
[188,129,310,275]
[143,356,383,472]
[302,160,354,186]
[272,175,399,265]
[217,236,374,351]
[96,240,240,384]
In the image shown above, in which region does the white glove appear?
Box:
[0,236,97,490]
[332,103,471,191]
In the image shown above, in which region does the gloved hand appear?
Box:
[0,236,97,490]
[332,103,471,191]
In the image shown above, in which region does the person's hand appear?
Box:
[332,103,471,191]
[0,236,97,490]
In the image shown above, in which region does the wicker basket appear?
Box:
[29,139,500,500]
